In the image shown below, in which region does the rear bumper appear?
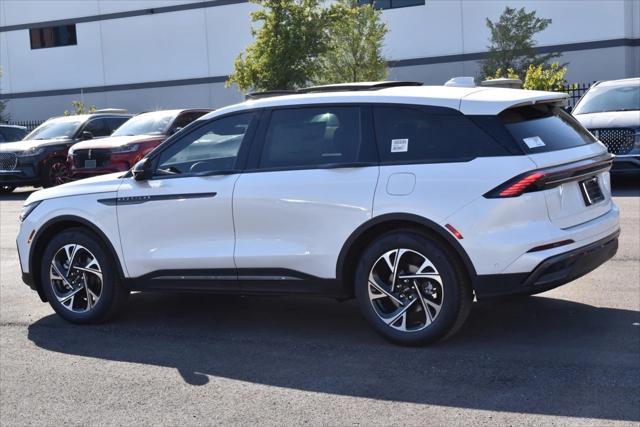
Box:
[474,230,619,299]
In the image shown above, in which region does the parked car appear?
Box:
[17,81,619,345]
[68,109,211,179]
[572,77,640,174]
[0,111,131,193]
[0,124,28,142]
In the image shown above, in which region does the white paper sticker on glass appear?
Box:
[523,136,546,149]
[391,139,409,153]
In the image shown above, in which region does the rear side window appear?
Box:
[259,107,362,169]
[373,106,508,163]
[84,118,112,138]
[500,104,596,153]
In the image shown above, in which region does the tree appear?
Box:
[314,0,388,85]
[523,62,570,92]
[64,100,96,116]
[227,0,332,92]
[0,68,9,123]
[482,6,559,79]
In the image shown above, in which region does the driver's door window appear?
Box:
[156,112,255,176]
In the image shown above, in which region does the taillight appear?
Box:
[495,172,547,197]
[484,153,614,199]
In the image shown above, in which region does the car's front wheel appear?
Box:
[355,230,472,346]
[40,228,128,323]
[42,158,71,188]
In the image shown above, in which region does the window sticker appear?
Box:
[523,136,546,149]
[391,138,409,153]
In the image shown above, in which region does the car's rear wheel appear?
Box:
[355,230,472,346]
[42,158,70,188]
[0,185,16,194]
[40,228,128,323]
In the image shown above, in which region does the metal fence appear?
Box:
[6,120,43,131]
[563,82,593,109]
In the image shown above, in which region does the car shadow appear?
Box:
[28,293,639,421]
[611,175,639,197]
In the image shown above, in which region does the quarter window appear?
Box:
[373,106,507,163]
[259,107,362,169]
[157,113,254,176]
[29,25,77,49]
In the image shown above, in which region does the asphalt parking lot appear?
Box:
[0,178,638,426]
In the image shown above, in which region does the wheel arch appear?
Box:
[336,213,477,297]
[29,215,126,301]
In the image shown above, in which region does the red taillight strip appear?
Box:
[484,153,613,199]
[498,172,547,197]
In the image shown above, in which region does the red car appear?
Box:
[68,109,211,178]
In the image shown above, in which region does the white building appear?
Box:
[1,0,639,121]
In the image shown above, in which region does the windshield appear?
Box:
[24,119,83,140]
[573,83,640,114]
[112,112,176,136]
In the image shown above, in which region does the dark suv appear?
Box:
[0,124,28,143]
[0,111,130,192]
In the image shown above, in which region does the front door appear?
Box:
[116,112,257,288]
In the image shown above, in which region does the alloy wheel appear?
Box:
[368,248,444,332]
[49,244,103,313]
[50,161,70,185]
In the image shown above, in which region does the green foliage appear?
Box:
[482,6,559,78]
[0,68,9,123]
[227,0,389,92]
[523,62,571,92]
[485,68,520,80]
[227,0,333,92]
[314,0,388,85]
[64,100,97,116]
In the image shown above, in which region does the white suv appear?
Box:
[17,82,620,345]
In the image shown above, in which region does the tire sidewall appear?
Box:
[40,229,118,323]
[0,186,16,194]
[355,231,464,345]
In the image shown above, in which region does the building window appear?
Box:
[29,25,77,49]
[358,0,425,9]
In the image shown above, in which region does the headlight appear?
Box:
[17,147,45,157]
[20,201,41,222]
[112,144,139,153]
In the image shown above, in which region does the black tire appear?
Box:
[355,230,473,346]
[0,185,16,194]
[41,157,70,188]
[40,227,128,323]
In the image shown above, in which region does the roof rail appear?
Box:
[300,81,423,93]
[93,108,129,114]
[245,81,423,100]
[245,90,297,100]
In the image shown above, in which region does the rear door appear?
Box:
[232,105,379,287]
[499,104,612,228]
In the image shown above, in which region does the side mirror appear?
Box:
[82,131,94,140]
[132,158,153,181]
